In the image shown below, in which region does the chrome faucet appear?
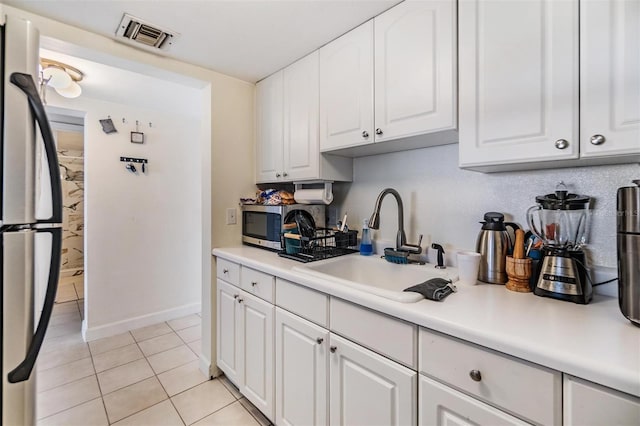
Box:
[368,188,422,254]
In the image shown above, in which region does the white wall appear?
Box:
[3,5,257,376]
[334,144,640,268]
[46,74,204,338]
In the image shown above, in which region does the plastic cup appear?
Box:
[457,251,481,285]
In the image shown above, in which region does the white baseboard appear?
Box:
[199,354,214,379]
[82,302,201,342]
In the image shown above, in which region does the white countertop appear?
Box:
[213,246,640,397]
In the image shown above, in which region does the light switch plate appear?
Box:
[226,208,237,225]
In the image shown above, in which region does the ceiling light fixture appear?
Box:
[39,58,84,102]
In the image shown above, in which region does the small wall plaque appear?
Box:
[130,131,144,144]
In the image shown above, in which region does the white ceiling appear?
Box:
[5,0,401,83]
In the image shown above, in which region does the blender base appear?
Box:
[534,248,593,304]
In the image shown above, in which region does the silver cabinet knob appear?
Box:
[275,173,281,178]
[555,139,569,150]
[251,281,257,287]
[223,269,229,274]
[375,128,383,135]
[469,370,482,382]
[362,130,369,138]
[330,346,337,353]
[590,134,606,145]
[283,172,288,177]
[316,338,324,344]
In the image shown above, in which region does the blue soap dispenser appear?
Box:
[360,219,373,256]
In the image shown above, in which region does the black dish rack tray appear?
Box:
[278,228,359,263]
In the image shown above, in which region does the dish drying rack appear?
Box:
[278,229,359,263]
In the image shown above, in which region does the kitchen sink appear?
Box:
[293,254,459,303]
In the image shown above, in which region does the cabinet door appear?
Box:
[419,375,529,426]
[283,51,320,181]
[563,375,640,426]
[238,291,274,421]
[256,71,284,183]
[329,333,416,426]
[374,0,456,143]
[580,0,640,158]
[275,308,329,426]
[459,0,579,167]
[320,20,374,151]
[216,279,241,386]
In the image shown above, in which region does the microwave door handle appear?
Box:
[9,72,63,224]
[7,227,62,383]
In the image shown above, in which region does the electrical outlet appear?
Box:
[226,207,237,225]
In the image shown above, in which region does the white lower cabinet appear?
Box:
[216,258,637,426]
[275,308,329,426]
[419,375,528,426]
[216,279,274,421]
[563,375,640,426]
[329,333,417,426]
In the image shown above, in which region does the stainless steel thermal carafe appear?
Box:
[617,180,640,327]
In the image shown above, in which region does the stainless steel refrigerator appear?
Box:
[1,15,62,425]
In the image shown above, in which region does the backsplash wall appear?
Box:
[333,144,640,268]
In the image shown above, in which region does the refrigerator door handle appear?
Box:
[9,72,63,225]
[7,227,62,383]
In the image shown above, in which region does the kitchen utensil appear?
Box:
[617,179,640,327]
[284,209,316,239]
[476,212,520,284]
[456,251,481,286]
[527,183,592,304]
[506,229,532,292]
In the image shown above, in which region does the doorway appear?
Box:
[49,112,85,304]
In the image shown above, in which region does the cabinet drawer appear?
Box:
[276,279,328,327]
[240,267,275,303]
[419,375,528,426]
[330,298,417,369]
[419,328,561,426]
[563,375,640,426]
[216,258,240,285]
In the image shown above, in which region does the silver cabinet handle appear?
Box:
[375,128,383,135]
[362,130,369,138]
[469,370,482,382]
[555,139,569,150]
[223,269,229,274]
[283,172,288,177]
[251,281,257,287]
[316,338,324,344]
[330,346,337,353]
[590,134,606,145]
[275,173,281,178]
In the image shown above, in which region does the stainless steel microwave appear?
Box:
[241,204,326,251]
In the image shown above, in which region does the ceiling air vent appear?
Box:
[115,13,179,52]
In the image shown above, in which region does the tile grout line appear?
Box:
[85,341,110,426]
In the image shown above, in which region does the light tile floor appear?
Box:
[37,299,270,426]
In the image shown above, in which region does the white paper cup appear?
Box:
[457,251,481,286]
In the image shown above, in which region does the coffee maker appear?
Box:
[527,183,592,304]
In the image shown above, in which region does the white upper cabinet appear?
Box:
[256,71,284,183]
[374,0,456,143]
[319,0,457,156]
[319,20,374,152]
[458,0,580,168]
[459,0,640,171]
[580,0,640,158]
[256,51,352,183]
[283,51,321,181]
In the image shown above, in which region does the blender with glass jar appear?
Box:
[527,183,592,304]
